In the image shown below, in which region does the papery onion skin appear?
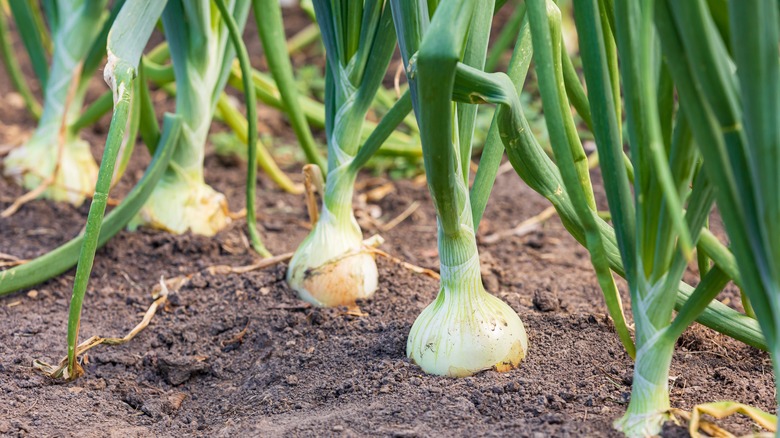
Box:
[287,206,378,307]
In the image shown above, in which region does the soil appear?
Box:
[0,5,776,438]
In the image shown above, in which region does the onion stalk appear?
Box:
[390,0,529,376]
[653,0,780,434]
[287,0,399,307]
[128,0,250,237]
[441,1,765,430]
[64,0,170,379]
[386,0,768,407]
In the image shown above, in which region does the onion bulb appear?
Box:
[128,168,230,236]
[4,133,98,206]
[287,205,378,307]
[407,252,528,377]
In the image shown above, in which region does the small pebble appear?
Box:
[532,287,559,312]
[505,381,521,393]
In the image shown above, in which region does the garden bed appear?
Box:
[1,145,774,436]
[0,9,775,438]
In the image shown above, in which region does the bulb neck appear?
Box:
[327,71,365,166]
[614,335,674,437]
[170,84,215,184]
[322,165,359,226]
[38,70,88,137]
[438,223,485,300]
[169,26,226,184]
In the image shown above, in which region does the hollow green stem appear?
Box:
[137,60,161,153]
[560,40,592,130]
[471,14,532,229]
[527,0,596,211]
[67,65,133,378]
[572,0,636,283]
[216,0,270,257]
[613,334,675,436]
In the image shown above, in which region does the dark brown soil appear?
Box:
[0,5,775,438]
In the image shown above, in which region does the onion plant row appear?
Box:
[0,1,778,436]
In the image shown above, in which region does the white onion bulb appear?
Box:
[407,253,528,376]
[287,205,378,307]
